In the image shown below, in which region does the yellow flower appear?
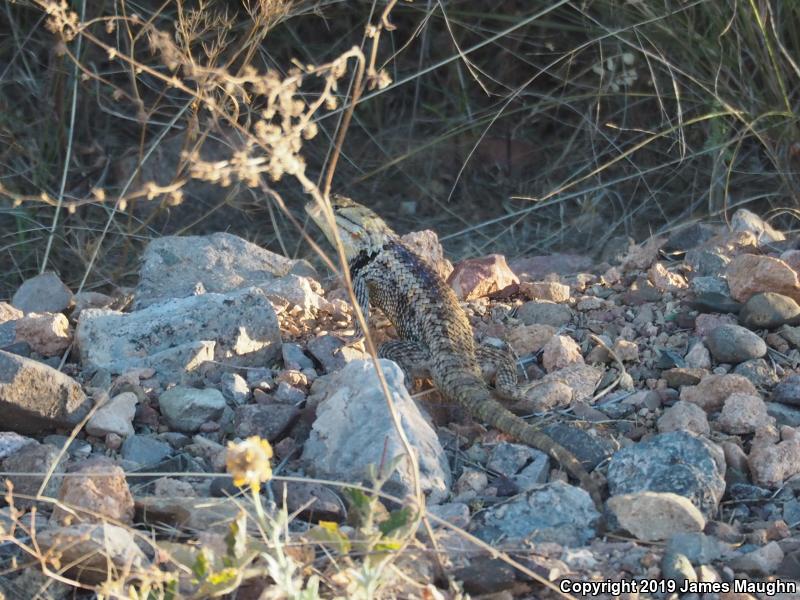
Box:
[226,436,273,490]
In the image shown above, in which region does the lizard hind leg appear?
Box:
[378,340,431,391]
[475,343,524,402]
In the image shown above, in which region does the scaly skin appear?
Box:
[306,196,604,507]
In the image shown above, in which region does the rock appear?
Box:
[220,372,249,405]
[37,523,147,584]
[748,438,800,487]
[447,254,519,301]
[519,281,570,303]
[233,403,299,441]
[72,291,113,318]
[12,312,72,356]
[86,392,138,438]
[729,541,784,576]
[664,223,717,253]
[542,335,583,373]
[516,301,573,327]
[121,434,172,466]
[663,368,706,388]
[691,275,731,296]
[706,324,767,363]
[731,208,785,243]
[306,334,366,373]
[686,248,730,277]
[0,431,37,463]
[680,373,758,412]
[541,363,603,402]
[454,469,488,501]
[766,402,800,427]
[542,422,613,471]
[158,386,226,433]
[732,358,779,388]
[0,442,65,508]
[427,502,470,530]
[772,374,800,407]
[661,551,697,589]
[451,557,516,596]
[0,350,91,433]
[739,293,800,329]
[608,492,705,541]
[607,431,726,518]
[486,442,549,490]
[513,380,572,413]
[695,313,738,337]
[684,342,712,370]
[505,324,556,355]
[77,287,281,381]
[301,360,451,503]
[726,254,800,303]
[665,532,724,565]
[779,324,800,348]
[53,458,134,525]
[509,254,593,280]
[272,480,343,522]
[282,342,315,371]
[133,232,314,309]
[0,302,23,324]
[11,272,73,314]
[649,262,688,291]
[472,481,600,547]
[43,434,91,458]
[400,230,454,280]
[657,401,710,435]
[717,393,774,434]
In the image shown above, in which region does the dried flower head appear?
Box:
[226,436,273,491]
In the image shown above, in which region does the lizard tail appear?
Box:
[445,372,605,508]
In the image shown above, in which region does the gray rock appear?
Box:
[12,272,73,314]
[664,224,716,253]
[0,431,36,460]
[685,249,730,277]
[542,422,613,470]
[301,359,451,503]
[733,358,779,389]
[306,334,366,373]
[76,287,281,381]
[120,435,172,466]
[607,492,706,541]
[86,392,138,438]
[739,292,800,329]
[158,387,226,432]
[729,541,784,576]
[0,350,91,434]
[705,324,767,363]
[661,551,697,589]
[282,343,315,371]
[472,480,600,547]
[767,402,800,427]
[1,442,66,508]
[43,434,91,458]
[691,276,730,296]
[773,374,800,407]
[780,324,800,348]
[233,403,299,441]
[486,442,539,478]
[607,430,726,518]
[516,301,573,327]
[689,292,741,315]
[134,232,315,309]
[783,499,800,526]
[220,372,249,405]
[665,532,724,565]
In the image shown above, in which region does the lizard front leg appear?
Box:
[378,340,431,391]
[338,273,371,346]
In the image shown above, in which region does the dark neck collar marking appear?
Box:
[349,248,380,276]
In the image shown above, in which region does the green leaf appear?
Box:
[378,507,414,537]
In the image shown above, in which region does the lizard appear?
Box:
[305,195,604,507]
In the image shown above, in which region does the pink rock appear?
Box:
[748,438,800,487]
[648,262,688,291]
[447,254,519,301]
[53,458,134,525]
[612,339,639,362]
[620,237,666,271]
[400,230,454,280]
[505,324,556,355]
[680,373,758,412]
[717,393,774,434]
[13,312,72,356]
[726,254,800,303]
[520,281,570,303]
[509,254,593,281]
[542,335,584,373]
[657,401,710,435]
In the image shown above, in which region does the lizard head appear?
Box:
[305,195,396,260]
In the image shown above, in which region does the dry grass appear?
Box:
[0,0,798,596]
